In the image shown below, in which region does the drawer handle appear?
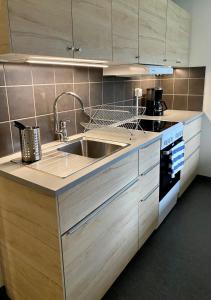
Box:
[140,161,160,176]
[140,185,159,202]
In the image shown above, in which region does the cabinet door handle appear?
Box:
[140,185,159,202]
[163,58,167,62]
[66,46,74,51]
[176,59,181,64]
[74,47,82,52]
[135,55,140,59]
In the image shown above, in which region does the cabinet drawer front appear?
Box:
[183,117,202,142]
[58,152,139,234]
[185,133,201,160]
[139,187,159,248]
[139,140,160,175]
[62,180,139,300]
[180,149,200,196]
[138,164,160,201]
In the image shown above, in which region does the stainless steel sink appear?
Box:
[26,138,128,178]
[57,137,127,159]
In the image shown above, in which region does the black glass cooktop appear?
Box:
[119,119,178,132]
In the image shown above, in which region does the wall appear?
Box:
[0,63,206,159]
[159,67,205,111]
[174,0,211,177]
[0,63,161,158]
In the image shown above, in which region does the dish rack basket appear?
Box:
[81,104,146,131]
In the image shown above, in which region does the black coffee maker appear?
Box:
[145,88,167,116]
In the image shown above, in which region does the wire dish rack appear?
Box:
[81,104,146,132]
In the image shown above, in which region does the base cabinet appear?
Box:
[62,180,140,300]
[180,149,200,196]
[138,187,159,248]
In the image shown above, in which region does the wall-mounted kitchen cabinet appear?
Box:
[0,0,191,65]
[139,0,167,65]
[0,0,112,60]
[72,0,112,60]
[3,0,74,57]
[166,0,191,67]
[112,0,139,64]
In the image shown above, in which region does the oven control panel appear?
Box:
[161,122,184,150]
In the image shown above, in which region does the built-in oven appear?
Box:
[159,137,183,200]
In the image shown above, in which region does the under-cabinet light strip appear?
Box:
[27,59,108,68]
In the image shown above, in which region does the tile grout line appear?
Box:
[172,72,175,109]
[2,64,14,153]
[31,68,38,126]
[88,67,91,108]
[187,68,190,110]
[72,68,77,134]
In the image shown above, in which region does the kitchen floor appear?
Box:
[103,175,211,300]
[1,176,211,300]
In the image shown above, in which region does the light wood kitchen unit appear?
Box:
[0,0,10,54]
[0,0,112,60]
[166,0,191,67]
[0,137,161,300]
[180,116,202,196]
[112,0,139,63]
[6,0,74,57]
[0,0,191,65]
[72,0,112,60]
[139,0,167,65]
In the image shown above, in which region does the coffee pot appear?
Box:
[145,88,167,116]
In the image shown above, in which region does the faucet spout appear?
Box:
[53,92,85,141]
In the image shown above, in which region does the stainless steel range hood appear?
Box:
[103,64,173,77]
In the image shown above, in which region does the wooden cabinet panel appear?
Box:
[180,149,200,196]
[0,264,3,287]
[62,180,139,300]
[139,187,159,248]
[0,0,10,54]
[7,0,73,57]
[183,117,202,142]
[112,0,139,63]
[185,133,201,160]
[139,164,160,201]
[58,152,139,234]
[177,6,191,66]
[72,0,112,60]
[166,0,191,66]
[0,177,64,300]
[139,0,167,65]
[139,140,160,175]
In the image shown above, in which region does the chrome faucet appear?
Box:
[53,92,84,142]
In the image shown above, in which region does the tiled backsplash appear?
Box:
[0,64,205,158]
[159,67,205,111]
[0,63,161,157]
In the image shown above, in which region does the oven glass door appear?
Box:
[159,138,183,200]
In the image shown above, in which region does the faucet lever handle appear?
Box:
[60,120,70,127]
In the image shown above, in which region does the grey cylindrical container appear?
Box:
[20,127,42,163]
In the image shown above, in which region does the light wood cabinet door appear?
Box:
[139,0,167,65]
[139,187,159,248]
[180,149,200,196]
[62,180,140,300]
[7,0,73,57]
[139,140,160,175]
[0,0,10,54]
[72,0,112,60]
[112,0,139,63]
[166,0,191,67]
[183,117,202,142]
[58,152,138,234]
